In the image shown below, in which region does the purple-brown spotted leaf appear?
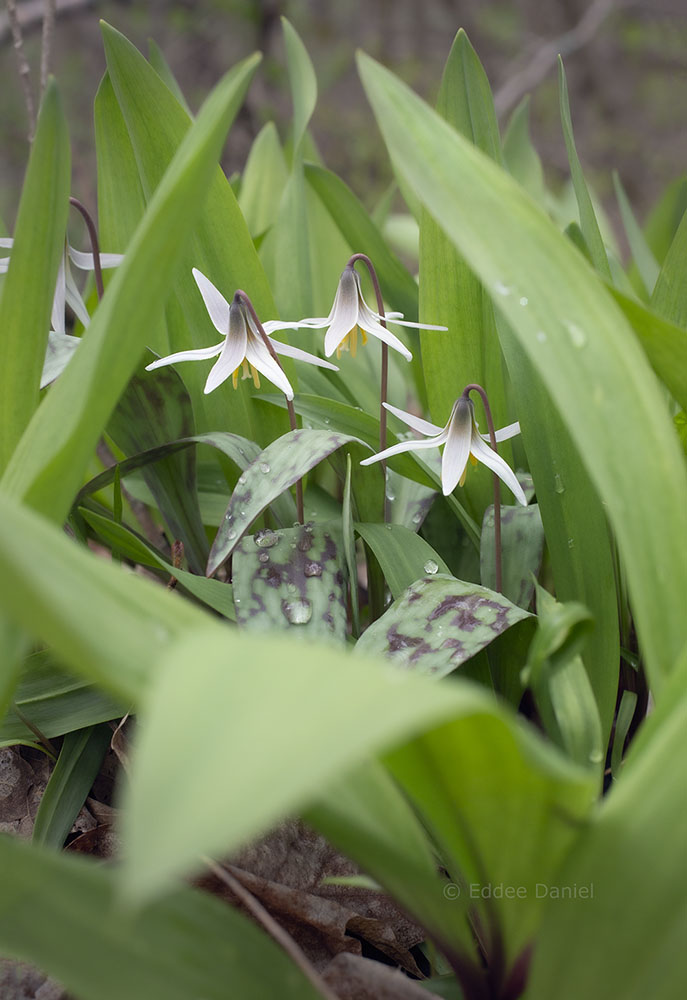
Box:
[207,430,366,576]
[356,575,533,677]
[232,522,346,643]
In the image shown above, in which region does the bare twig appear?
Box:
[6,0,36,139]
[494,0,634,118]
[203,857,341,1000]
[39,0,56,92]
[0,0,96,45]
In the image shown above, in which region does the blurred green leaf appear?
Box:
[354,522,449,599]
[613,171,659,298]
[0,835,322,1000]
[502,97,545,203]
[238,122,288,237]
[650,205,687,327]
[32,724,111,848]
[0,82,70,473]
[281,16,317,151]
[558,58,610,280]
[357,51,687,694]
[480,502,544,609]
[148,38,191,113]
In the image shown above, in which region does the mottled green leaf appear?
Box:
[480,502,544,609]
[354,522,449,599]
[356,575,532,677]
[207,430,366,574]
[232,521,346,641]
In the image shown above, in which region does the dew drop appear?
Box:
[239,510,246,518]
[385,487,396,502]
[554,473,565,495]
[519,296,529,306]
[589,748,603,764]
[237,473,247,486]
[385,523,393,530]
[536,331,547,343]
[287,582,297,594]
[567,537,575,549]
[566,321,587,348]
[255,529,279,549]
[412,512,423,525]
[259,462,271,474]
[304,561,323,577]
[494,281,512,296]
[283,599,313,625]
[423,559,439,575]
[234,597,241,605]
[227,529,237,541]
[297,535,313,552]
[258,552,270,563]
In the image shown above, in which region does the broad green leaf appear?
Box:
[0,834,321,1000]
[610,285,687,412]
[354,522,449,599]
[0,621,28,724]
[120,628,498,899]
[356,574,532,677]
[103,24,280,444]
[260,160,313,317]
[0,652,124,746]
[558,58,611,280]
[238,121,288,237]
[107,365,208,573]
[480,502,544,609]
[644,174,687,265]
[385,704,597,964]
[207,430,367,574]
[2,41,263,524]
[357,52,687,693]
[612,171,659,297]
[0,491,210,703]
[148,38,191,113]
[281,16,317,151]
[502,97,545,203]
[231,521,347,642]
[650,204,687,327]
[0,82,70,473]
[305,162,418,321]
[306,760,479,968]
[419,29,511,520]
[527,654,687,1000]
[79,510,235,620]
[32,724,111,848]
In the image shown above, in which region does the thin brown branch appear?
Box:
[5,0,36,140]
[203,857,341,1000]
[0,0,96,45]
[39,0,56,92]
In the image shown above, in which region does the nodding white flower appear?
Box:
[298,266,446,360]
[1,239,123,388]
[361,397,527,504]
[145,268,338,399]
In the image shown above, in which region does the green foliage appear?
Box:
[0,22,686,1000]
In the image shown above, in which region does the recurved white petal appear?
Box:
[483,420,521,444]
[383,401,441,436]
[193,268,231,336]
[51,254,66,336]
[440,402,473,495]
[68,247,124,270]
[145,342,225,372]
[0,238,13,249]
[469,433,527,505]
[323,280,360,356]
[270,339,338,370]
[64,262,91,329]
[360,434,444,467]
[245,335,294,399]
[354,301,413,360]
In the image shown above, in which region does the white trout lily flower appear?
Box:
[145,268,337,399]
[361,397,527,504]
[1,239,123,388]
[298,266,446,360]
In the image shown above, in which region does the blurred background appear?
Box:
[1,0,687,238]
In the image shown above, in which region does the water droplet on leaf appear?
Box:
[536,331,547,343]
[519,296,528,306]
[255,529,279,549]
[554,474,565,495]
[227,529,237,541]
[423,560,439,575]
[259,462,271,474]
[258,552,269,563]
[566,321,587,348]
[304,561,322,577]
[283,599,312,625]
[494,281,512,296]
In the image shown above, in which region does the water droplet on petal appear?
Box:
[536,331,547,343]
[304,561,322,577]
[554,474,565,495]
[494,281,512,296]
[566,321,587,348]
[255,529,279,548]
[282,599,312,625]
[519,296,529,306]
[259,462,271,474]
[423,559,439,575]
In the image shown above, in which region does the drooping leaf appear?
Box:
[357,52,687,694]
[231,521,347,642]
[0,82,70,473]
[356,575,533,677]
[207,430,367,574]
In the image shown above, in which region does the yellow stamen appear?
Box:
[361,330,367,345]
[232,368,240,389]
[250,364,260,389]
[350,325,358,358]
[469,453,478,468]
[240,359,251,381]
[459,467,468,487]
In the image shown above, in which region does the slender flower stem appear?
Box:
[463,383,503,594]
[235,290,304,524]
[69,197,104,300]
[347,252,389,521]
